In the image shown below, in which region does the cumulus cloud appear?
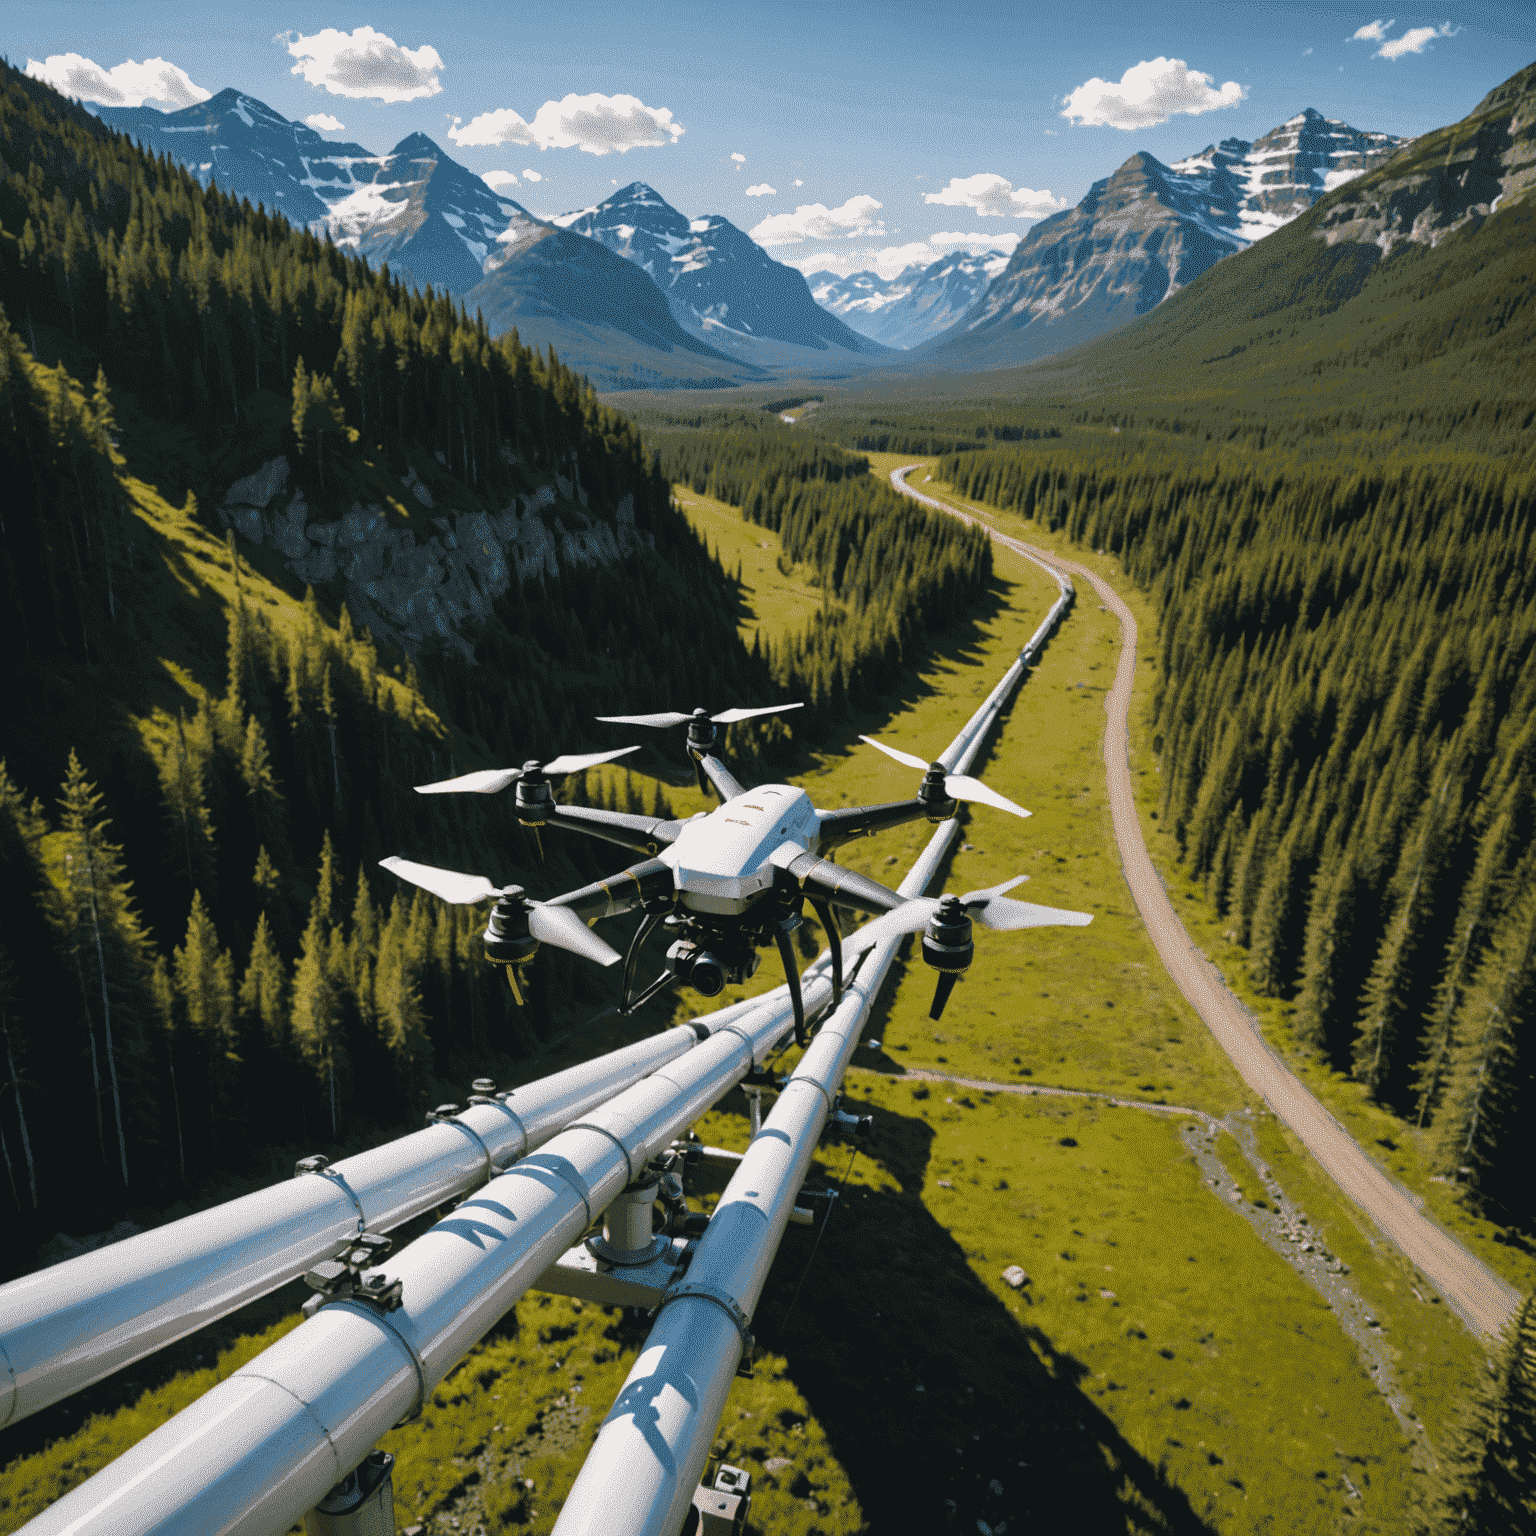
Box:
[745,183,776,197]
[1062,57,1246,129]
[280,26,443,102]
[522,168,543,182]
[25,52,210,109]
[1378,21,1458,58]
[482,169,520,190]
[305,112,346,132]
[785,230,1020,280]
[449,93,684,155]
[731,152,745,164]
[794,178,804,187]
[1350,18,1395,41]
[923,173,1066,219]
[749,194,884,245]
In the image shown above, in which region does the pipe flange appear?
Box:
[584,1232,672,1267]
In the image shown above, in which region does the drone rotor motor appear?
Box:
[921,894,975,1021]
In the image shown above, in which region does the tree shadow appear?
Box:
[733,1093,1217,1535]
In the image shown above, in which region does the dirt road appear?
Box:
[891,465,1521,1340]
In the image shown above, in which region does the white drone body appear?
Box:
[661,785,821,915]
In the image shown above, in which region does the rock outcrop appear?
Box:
[220,457,648,656]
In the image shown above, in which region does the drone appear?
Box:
[381,704,1092,1040]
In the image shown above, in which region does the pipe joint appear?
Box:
[654,1281,755,1364]
[295,1155,367,1236]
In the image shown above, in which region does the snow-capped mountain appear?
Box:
[95,88,379,227]
[91,93,743,387]
[555,183,888,362]
[807,251,1006,349]
[929,108,1409,368]
[316,131,540,296]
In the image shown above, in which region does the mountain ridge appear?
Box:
[924,106,1410,369]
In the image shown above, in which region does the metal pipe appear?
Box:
[0,990,782,1430]
[17,974,832,1536]
[553,576,1075,1536]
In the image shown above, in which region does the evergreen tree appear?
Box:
[1412,1292,1536,1534]
[1428,887,1536,1202]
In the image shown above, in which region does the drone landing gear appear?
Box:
[772,923,808,1047]
[808,899,842,1007]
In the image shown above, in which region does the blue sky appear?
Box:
[11,0,1533,277]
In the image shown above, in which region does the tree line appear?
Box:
[937,435,1535,1225]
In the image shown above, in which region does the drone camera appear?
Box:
[921,895,974,1021]
[668,939,727,997]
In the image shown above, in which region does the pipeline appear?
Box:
[551,561,1074,1536]
[0,989,783,1429]
[15,967,834,1536]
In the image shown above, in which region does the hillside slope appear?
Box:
[0,61,776,1254]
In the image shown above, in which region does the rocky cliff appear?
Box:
[220,456,651,657]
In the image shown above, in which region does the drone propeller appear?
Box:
[377,857,622,968]
[412,745,641,796]
[595,703,804,729]
[858,736,1032,820]
[840,876,1093,960]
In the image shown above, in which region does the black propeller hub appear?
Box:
[686,708,717,755]
[484,888,538,966]
[515,770,553,824]
[921,894,974,975]
[918,761,953,813]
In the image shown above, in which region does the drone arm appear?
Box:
[694,753,746,803]
[785,850,908,919]
[815,798,953,851]
[544,804,684,856]
[543,858,675,925]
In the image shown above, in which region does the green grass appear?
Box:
[672,486,830,644]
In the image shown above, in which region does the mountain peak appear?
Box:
[390,132,441,158]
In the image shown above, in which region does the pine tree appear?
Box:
[1428,887,1536,1199]
[0,950,38,1209]
[238,912,288,1049]
[290,901,343,1137]
[1412,1292,1536,1534]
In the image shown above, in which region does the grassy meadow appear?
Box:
[0,467,1486,1535]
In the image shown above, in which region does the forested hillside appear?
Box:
[0,63,783,1259]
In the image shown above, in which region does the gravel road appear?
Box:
[890,465,1520,1340]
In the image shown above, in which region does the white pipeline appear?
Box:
[552,568,1073,1536]
[16,969,832,1536]
[0,990,778,1429]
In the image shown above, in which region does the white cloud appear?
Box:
[280,26,443,102]
[448,93,684,155]
[25,52,210,109]
[749,194,884,246]
[923,173,1066,219]
[1043,128,1059,135]
[523,168,543,182]
[1303,47,1314,56]
[745,183,777,197]
[305,112,346,132]
[1062,56,1246,130]
[794,178,804,187]
[784,230,1020,280]
[482,169,520,190]
[1350,18,1395,41]
[731,152,746,165]
[1378,21,1458,58]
